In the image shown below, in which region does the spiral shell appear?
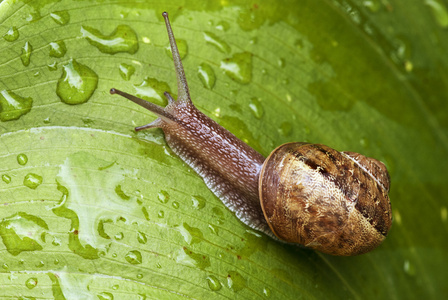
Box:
[259,142,392,256]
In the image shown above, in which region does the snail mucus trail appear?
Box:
[110,12,392,256]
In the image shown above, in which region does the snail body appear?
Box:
[110,12,392,256]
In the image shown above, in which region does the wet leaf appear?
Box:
[0,0,447,298]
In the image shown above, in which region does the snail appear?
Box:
[110,12,392,256]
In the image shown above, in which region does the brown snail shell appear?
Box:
[259,143,392,256]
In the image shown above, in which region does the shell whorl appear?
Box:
[259,142,392,256]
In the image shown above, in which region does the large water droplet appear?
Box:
[263,287,271,297]
[49,40,67,58]
[2,174,11,184]
[0,212,48,256]
[158,190,170,204]
[203,31,231,53]
[191,195,206,209]
[56,59,98,105]
[227,271,246,291]
[125,250,142,264]
[115,184,130,200]
[17,153,28,165]
[23,173,43,189]
[175,247,210,270]
[119,63,135,81]
[54,152,138,260]
[81,25,139,54]
[197,63,216,89]
[3,26,19,42]
[26,277,38,289]
[0,90,33,121]
[248,97,263,119]
[134,77,172,106]
[137,231,147,244]
[176,222,203,245]
[165,39,188,59]
[21,42,33,66]
[50,10,70,25]
[425,0,448,28]
[220,52,252,84]
[206,275,222,291]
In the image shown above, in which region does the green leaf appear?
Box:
[0,0,447,298]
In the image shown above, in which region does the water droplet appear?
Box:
[134,77,172,106]
[52,236,61,246]
[97,292,114,300]
[191,195,206,209]
[23,173,43,189]
[50,10,70,25]
[49,40,67,58]
[81,25,139,54]
[47,61,57,71]
[114,232,124,240]
[165,39,188,59]
[0,212,48,256]
[158,210,164,218]
[441,206,447,222]
[25,277,38,289]
[176,223,203,245]
[227,271,246,291]
[158,190,170,204]
[21,42,33,67]
[203,31,231,53]
[425,0,448,28]
[208,224,218,235]
[56,59,99,105]
[277,58,285,68]
[119,63,135,81]
[248,97,263,119]
[175,247,210,270]
[112,284,119,290]
[125,250,142,264]
[156,263,162,269]
[0,90,33,121]
[404,260,416,275]
[172,201,179,209]
[278,121,292,137]
[215,20,230,31]
[2,174,11,184]
[206,275,222,291]
[263,287,271,297]
[197,63,216,90]
[17,153,28,165]
[137,231,147,244]
[220,52,252,84]
[363,0,381,12]
[3,26,19,42]
[393,209,402,225]
[115,185,130,200]
[26,11,41,23]
[2,263,8,270]
[360,137,370,148]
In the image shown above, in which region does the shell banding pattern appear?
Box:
[259,142,392,256]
